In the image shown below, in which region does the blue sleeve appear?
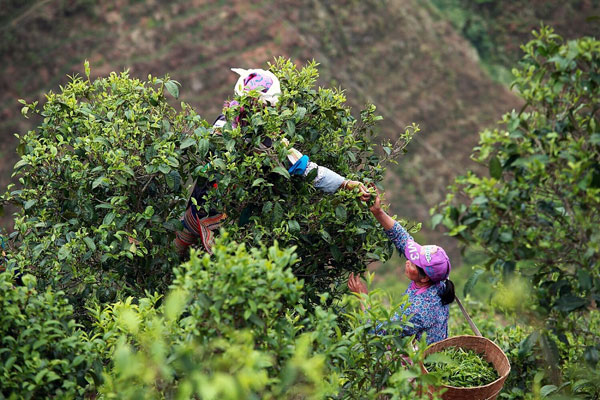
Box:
[288,155,309,175]
[384,221,414,254]
[398,312,427,338]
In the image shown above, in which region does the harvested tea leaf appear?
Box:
[425,346,498,387]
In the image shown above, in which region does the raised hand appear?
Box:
[348,272,368,294]
[368,184,382,214]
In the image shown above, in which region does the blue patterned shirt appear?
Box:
[381,222,449,345]
[384,221,414,254]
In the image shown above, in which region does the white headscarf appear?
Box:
[230,68,281,105]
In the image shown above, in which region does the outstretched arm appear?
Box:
[368,188,414,254]
[284,140,369,200]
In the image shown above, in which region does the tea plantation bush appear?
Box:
[9,33,597,397]
[437,27,600,397]
[2,65,201,312]
[0,271,101,398]
[0,59,429,398]
[196,58,407,300]
[2,59,405,315]
[92,234,440,399]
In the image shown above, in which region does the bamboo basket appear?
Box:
[423,335,511,400]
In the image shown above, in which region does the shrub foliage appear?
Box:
[92,235,439,399]
[0,271,100,398]
[3,65,200,309]
[2,59,407,311]
[0,59,433,398]
[195,58,404,299]
[436,27,600,397]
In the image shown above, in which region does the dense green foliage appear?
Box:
[2,65,199,312]
[91,235,440,399]
[0,271,100,398]
[1,59,404,314]
[0,60,436,399]
[436,27,600,397]
[0,234,442,399]
[3,27,599,397]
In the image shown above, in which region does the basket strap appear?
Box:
[454,295,482,337]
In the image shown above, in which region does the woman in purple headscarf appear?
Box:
[348,189,455,345]
[174,68,370,257]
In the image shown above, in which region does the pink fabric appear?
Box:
[404,240,451,282]
[409,281,430,295]
[243,72,273,92]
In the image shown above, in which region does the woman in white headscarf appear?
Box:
[174,68,369,256]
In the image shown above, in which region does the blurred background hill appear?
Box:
[1,0,598,265]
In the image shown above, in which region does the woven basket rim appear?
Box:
[423,335,511,390]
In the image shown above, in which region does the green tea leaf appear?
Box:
[335,205,347,221]
[198,138,209,158]
[286,120,296,135]
[165,80,179,99]
[24,199,36,210]
[103,212,116,226]
[272,166,290,179]
[554,295,587,312]
[92,176,108,189]
[251,178,265,187]
[489,156,502,179]
[83,237,96,252]
[540,385,558,397]
[288,220,300,233]
[463,269,484,297]
[180,137,196,149]
[431,213,443,229]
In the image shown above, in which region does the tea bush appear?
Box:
[2,59,410,315]
[436,27,600,397]
[92,235,440,399]
[0,270,101,398]
[198,58,410,300]
[2,63,202,313]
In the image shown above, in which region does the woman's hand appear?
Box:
[367,184,383,214]
[342,180,371,201]
[348,272,368,294]
[365,185,396,230]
